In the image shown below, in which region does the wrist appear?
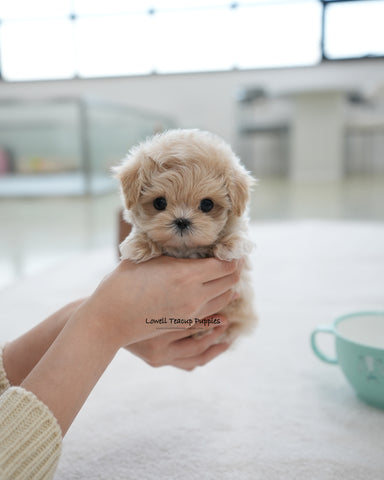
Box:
[3,298,88,387]
[21,301,120,435]
[69,299,124,353]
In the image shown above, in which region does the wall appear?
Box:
[0,59,383,147]
[0,60,384,181]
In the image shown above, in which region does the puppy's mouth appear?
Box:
[158,217,196,248]
[153,217,217,249]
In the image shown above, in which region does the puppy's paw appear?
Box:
[213,235,253,261]
[120,235,162,263]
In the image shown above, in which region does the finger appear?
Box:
[171,342,230,370]
[202,269,240,306]
[196,289,235,319]
[155,314,227,343]
[189,314,228,335]
[171,323,228,359]
[192,257,239,283]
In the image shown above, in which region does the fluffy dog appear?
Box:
[114,129,257,341]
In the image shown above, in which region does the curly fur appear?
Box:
[113,129,258,341]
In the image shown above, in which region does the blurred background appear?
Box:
[0,0,383,289]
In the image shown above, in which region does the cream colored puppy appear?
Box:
[114,129,257,341]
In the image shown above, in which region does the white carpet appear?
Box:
[1,221,384,479]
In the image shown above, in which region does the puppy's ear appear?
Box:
[226,166,256,216]
[112,151,155,209]
[112,158,142,209]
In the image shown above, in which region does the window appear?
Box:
[324,0,384,59]
[1,19,75,80]
[0,0,71,19]
[234,2,321,69]
[75,15,155,77]
[0,0,382,81]
[153,8,235,73]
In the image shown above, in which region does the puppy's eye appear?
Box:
[199,198,214,213]
[153,196,167,211]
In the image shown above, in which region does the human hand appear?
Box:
[13,257,240,437]
[81,255,241,349]
[125,314,231,370]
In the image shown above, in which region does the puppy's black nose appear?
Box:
[174,218,191,231]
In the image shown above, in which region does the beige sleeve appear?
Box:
[0,345,63,480]
[0,345,11,396]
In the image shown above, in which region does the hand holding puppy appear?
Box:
[14,255,241,436]
[125,314,231,371]
[80,255,242,349]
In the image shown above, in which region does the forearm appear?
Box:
[20,302,120,436]
[3,299,85,386]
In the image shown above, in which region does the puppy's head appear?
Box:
[113,129,255,249]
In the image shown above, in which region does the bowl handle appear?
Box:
[311,325,338,364]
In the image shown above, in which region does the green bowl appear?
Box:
[311,311,384,409]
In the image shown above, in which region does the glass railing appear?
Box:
[0,98,176,196]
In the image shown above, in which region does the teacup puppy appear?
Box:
[113,128,257,341]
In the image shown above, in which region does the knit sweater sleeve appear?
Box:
[0,347,63,480]
[0,345,10,396]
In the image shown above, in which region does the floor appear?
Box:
[0,193,121,289]
[249,176,384,221]
[0,175,383,290]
